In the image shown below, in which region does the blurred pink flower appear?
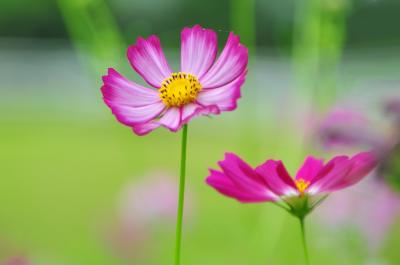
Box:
[206,152,376,218]
[3,257,31,265]
[119,173,180,225]
[316,109,383,151]
[384,97,400,122]
[316,97,400,152]
[316,103,400,189]
[316,177,400,253]
[106,172,193,261]
[101,25,248,135]
[314,100,400,256]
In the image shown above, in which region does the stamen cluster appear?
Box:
[295,179,310,194]
[159,72,202,107]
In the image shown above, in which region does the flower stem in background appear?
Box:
[291,0,349,163]
[57,0,125,76]
[230,0,256,53]
[299,217,310,265]
[174,124,188,265]
[293,0,349,111]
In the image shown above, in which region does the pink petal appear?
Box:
[196,71,245,111]
[131,122,161,136]
[307,156,354,194]
[181,103,200,121]
[180,103,220,124]
[214,153,279,201]
[295,156,325,182]
[180,25,217,79]
[158,108,182,132]
[102,68,160,107]
[132,107,185,135]
[327,152,377,191]
[255,160,298,197]
[309,156,349,183]
[217,153,274,197]
[199,32,248,88]
[104,100,166,126]
[206,169,276,203]
[101,68,166,128]
[127,35,172,88]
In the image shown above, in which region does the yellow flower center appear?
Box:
[295,179,310,194]
[159,72,202,107]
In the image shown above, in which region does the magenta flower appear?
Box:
[207,152,377,264]
[101,25,248,135]
[206,152,377,217]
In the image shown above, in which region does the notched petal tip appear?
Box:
[126,35,172,88]
[200,30,248,88]
[205,168,225,182]
[102,68,115,83]
[182,24,214,33]
[218,152,245,168]
[224,152,239,159]
[180,24,218,78]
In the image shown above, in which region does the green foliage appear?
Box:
[380,143,400,193]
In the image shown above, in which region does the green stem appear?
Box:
[174,124,188,265]
[299,217,310,265]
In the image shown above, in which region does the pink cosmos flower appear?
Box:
[206,152,377,217]
[101,25,248,135]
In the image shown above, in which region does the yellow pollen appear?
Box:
[159,72,202,107]
[295,179,310,194]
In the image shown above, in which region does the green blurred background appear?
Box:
[1,0,399,264]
